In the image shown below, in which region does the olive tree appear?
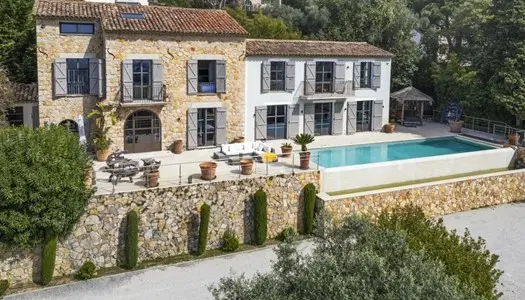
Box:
[210,215,481,300]
[0,125,93,248]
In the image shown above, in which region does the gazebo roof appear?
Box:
[390,86,433,105]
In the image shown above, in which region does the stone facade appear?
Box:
[320,170,525,222]
[36,19,245,151]
[0,172,319,286]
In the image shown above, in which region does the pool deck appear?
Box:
[93,122,454,195]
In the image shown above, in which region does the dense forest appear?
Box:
[1,0,524,124]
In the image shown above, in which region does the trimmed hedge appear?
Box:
[303,183,316,234]
[75,261,96,280]
[0,280,9,297]
[125,210,139,269]
[221,228,240,252]
[254,189,267,245]
[197,203,211,256]
[41,232,58,285]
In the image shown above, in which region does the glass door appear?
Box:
[267,105,287,140]
[314,103,332,136]
[197,108,216,146]
[356,101,372,132]
[124,110,161,153]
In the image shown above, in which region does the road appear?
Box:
[8,203,525,300]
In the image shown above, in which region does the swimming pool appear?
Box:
[311,137,495,168]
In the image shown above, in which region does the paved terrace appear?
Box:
[94,122,453,195]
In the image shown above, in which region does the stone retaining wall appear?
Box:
[319,170,525,221]
[1,172,320,286]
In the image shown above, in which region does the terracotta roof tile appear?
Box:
[12,83,38,103]
[246,39,394,58]
[34,0,248,36]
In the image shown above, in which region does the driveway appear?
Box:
[8,203,523,300]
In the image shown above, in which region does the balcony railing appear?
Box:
[121,85,165,105]
[198,82,216,94]
[299,80,354,100]
[67,82,90,95]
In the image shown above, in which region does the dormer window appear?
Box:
[121,12,145,19]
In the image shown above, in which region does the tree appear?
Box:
[0,125,93,248]
[227,8,302,39]
[0,69,15,128]
[210,215,482,300]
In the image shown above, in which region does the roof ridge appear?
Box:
[247,38,368,45]
[40,0,227,13]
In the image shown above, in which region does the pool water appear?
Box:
[310,137,495,168]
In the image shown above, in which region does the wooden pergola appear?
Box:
[390,86,433,127]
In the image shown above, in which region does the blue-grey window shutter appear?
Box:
[98,59,104,97]
[152,59,164,102]
[287,104,300,138]
[261,61,271,93]
[89,59,99,96]
[53,58,67,97]
[32,105,39,129]
[304,61,315,95]
[353,62,361,89]
[215,60,226,94]
[372,62,381,89]
[332,101,344,135]
[372,100,383,131]
[347,102,357,134]
[122,60,133,102]
[255,106,267,140]
[187,108,198,149]
[303,103,315,135]
[334,62,345,93]
[285,62,295,92]
[215,108,227,145]
[187,60,198,95]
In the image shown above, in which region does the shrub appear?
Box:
[303,183,316,234]
[0,280,9,297]
[0,125,93,249]
[75,261,96,280]
[125,210,139,269]
[276,226,297,242]
[221,228,240,252]
[197,204,211,256]
[378,205,503,299]
[254,189,267,245]
[41,232,57,285]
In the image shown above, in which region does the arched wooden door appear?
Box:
[124,110,161,153]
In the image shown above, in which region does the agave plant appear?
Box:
[292,134,315,152]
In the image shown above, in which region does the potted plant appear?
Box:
[87,102,117,161]
[508,132,520,145]
[448,117,464,133]
[240,159,253,175]
[384,118,395,133]
[145,169,160,188]
[292,133,315,170]
[281,142,293,158]
[199,161,217,180]
[172,139,183,154]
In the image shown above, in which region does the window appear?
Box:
[244,0,253,12]
[6,107,24,126]
[67,59,90,95]
[314,103,332,136]
[133,60,152,100]
[59,119,79,134]
[360,62,372,88]
[315,62,333,93]
[267,105,287,140]
[121,13,145,20]
[270,62,285,91]
[60,23,95,35]
[198,60,216,93]
[356,101,372,132]
[197,108,216,146]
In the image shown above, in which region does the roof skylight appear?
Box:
[120,12,145,20]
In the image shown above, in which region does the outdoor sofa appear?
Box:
[213,141,275,165]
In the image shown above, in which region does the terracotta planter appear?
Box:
[299,152,311,170]
[384,123,395,133]
[145,170,160,188]
[233,136,245,143]
[240,159,253,175]
[199,162,217,180]
[96,149,110,162]
[449,120,464,133]
[508,133,519,146]
[84,167,93,189]
[172,139,183,154]
[281,146,293,158]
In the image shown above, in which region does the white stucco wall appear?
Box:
[244,56,392,141]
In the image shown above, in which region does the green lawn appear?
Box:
[327,168,509,196]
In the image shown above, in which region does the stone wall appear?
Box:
[319,170,525,222]
[0,172,320,286]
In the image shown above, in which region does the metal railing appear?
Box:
[299,80,354,98]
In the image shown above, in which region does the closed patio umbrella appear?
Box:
[77,114,87,145]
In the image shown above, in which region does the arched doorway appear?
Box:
[59,119,79,134]
[124,110,161,153]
